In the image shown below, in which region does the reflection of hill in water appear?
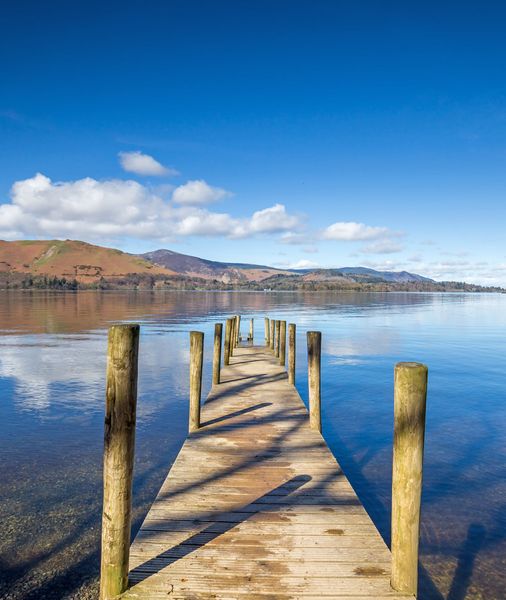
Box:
[0,289,447,335]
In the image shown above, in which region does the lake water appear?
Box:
[0,290,505,599]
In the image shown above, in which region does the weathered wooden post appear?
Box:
[230,316,237,356]
[279,320,287,366]
[391,362,428,596]
[212,323,223,384]
[189,331,204,432]
[288,323,296,385]
[224,318,232,366]
[269,319,275,351]
[265,317,270,346]
[235,315,241,346]
[275,320,281,358]
[307,331,321,432]
[100,324,140,600]
[249,318,254,343]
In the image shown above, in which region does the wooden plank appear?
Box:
[122,345,412,599]
[128,559,392,578]
[131,533,390,550]
[124,573,405,596]
[132,517,385,535]
[129,546,393,563]
[142,513,378,526]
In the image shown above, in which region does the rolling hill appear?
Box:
[141,249,294,283]
[0,239,174,282]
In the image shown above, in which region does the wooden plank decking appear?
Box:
[122,345,412,599]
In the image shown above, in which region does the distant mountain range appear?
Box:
[140,248,434,284]
[140,249,294,283]
[0,239,500,292]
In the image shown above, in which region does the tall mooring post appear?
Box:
[269,319,275,352]
[235,315,241,346]
[307,331,321,433]
[189,331,204,433]
[100,324,140,600]
[391,362,428,596]
[265,317,270,346]
[212,323,223,385]
[230,316,236,357]
[288,323,296,385]
[275,320,281,358]
[224,318,232,366]
[249,318,254,343]
[279,320,287,366]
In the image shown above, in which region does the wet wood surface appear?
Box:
[123,345,412,599]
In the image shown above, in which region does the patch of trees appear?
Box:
[21,275,79,289]
[0,274,79,290]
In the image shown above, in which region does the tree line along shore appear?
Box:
[0,272,502,293]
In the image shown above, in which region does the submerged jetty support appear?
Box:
[100,315,427,599]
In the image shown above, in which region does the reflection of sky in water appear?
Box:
[0,328,205,422]
[0,334,105,412]
[1,291,505,598]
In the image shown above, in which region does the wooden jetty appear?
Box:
[100,318,427,600]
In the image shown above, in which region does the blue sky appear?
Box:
[1,1,506,284]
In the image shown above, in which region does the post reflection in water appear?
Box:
[0,290,504,599]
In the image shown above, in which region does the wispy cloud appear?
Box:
[359,239,404,254]
[280,232,313,245]
[289,259,319,269]
[361,257,506,287]
[0,109,25,122]
[322,221,395,241]
[0,109,52,131]
[441,250,469,257]
[118,151,179,177]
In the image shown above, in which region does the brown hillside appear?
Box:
[141,249,294,283]
[0,240,175,282]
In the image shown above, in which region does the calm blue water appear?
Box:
[0,290,505,599]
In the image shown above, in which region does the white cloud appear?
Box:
[245,204,300,235]
[173,202,301,238]
[322,221,392,241]
[0,173,300,242]
[174,209,237,236]
[2,173,168,239]
[172,179,231,205]
[118,151,178,176]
